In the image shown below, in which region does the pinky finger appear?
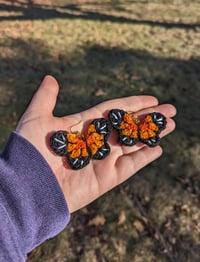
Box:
[115,146,163,185]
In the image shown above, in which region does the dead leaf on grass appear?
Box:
[95,88,106,97]
[118,210,126,225]
[88,215,106,226]
[133,219,145,233]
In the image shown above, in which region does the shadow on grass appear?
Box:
[0,1,199,29]
[0,37,199,130]
[0,38,199,261]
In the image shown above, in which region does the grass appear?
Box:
[0,0,200,261]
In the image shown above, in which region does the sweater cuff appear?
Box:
[1,132,70,254]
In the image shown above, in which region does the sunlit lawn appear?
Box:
[0,0,200,261]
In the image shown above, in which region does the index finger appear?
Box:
[82,95,159,120]
[99,95,158,112]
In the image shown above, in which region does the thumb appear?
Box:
[27,75,59,116]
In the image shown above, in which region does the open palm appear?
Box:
[16,76,176,213]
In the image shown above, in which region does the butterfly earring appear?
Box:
[108,109,167,147]
[50,118,111,170]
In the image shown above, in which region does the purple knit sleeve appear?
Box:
[0,132,70,261]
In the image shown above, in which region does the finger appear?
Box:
[61,95,159,127]
[136,103,177,118]
[27,75,59,116]
[79,96,159,120]
[116,146,163,184]
[99,95,159,115]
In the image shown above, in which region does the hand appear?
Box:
[16,76,176,213]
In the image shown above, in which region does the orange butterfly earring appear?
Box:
[108,109,167,147]
[50,118,111,170]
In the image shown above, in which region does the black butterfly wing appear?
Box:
[151,112,167,130]
[50,130,91,170]
[109,109,139,146]
[67,152,91,170]
[50,131,67,156]
[108,109,125,129]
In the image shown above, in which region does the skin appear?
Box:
[16,75,176,213]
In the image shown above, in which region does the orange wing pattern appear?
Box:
[109,109,166,147]
[50,110,166,169]
[85,119,111,160]
[50,118,111,170]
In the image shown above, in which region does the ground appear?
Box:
[0,0,199,261]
